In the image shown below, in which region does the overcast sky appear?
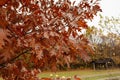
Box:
[87,0,120,26]
[100,0,120,17]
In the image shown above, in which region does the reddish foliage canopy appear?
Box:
[0,0,101,80]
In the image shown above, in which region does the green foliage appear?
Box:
[39,69,120,80]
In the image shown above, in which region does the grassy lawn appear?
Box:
[82,74,120,80]
[0,69,120,80]
[39,69,120,80]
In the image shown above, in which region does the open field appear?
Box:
[39,69,120,80]
[0,69,120,80]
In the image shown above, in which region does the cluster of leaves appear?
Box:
[1,60,40,80]
[0,0,101,80]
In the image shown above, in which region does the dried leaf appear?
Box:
[0,45,14,63]
[0,18,8,28]
[36,50,43,60]
[0,29,10,49]
[0,0,7,5]
[77,20,88,28]
[44,32,49,38]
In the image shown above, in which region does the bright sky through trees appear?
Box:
[90,0,120,26]
[70,0,120,26]
[100,0,120,17]
[71,0,120,16]
[69,0,120,35]
[54,0,120,25]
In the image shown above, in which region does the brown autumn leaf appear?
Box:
[93,5,102,15]
[0,45,14,64]
[77,20,88,28]
[72,31,77,38]
[0,29,10,49]
[36,49,43,60]
[0,0,7,5]
[0,15,8,28]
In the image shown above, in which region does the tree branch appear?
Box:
[0,48,32,68]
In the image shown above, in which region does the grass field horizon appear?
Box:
[39,69,120,80]
[0,69,120,80]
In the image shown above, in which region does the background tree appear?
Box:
[98,15,120,36]
[0,0,101,80]
[98,15,120,64]
[85,15,120,64]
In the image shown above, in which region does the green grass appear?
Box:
[82,74,120,80]
[38,69,120,80]
[0,69,120,80]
